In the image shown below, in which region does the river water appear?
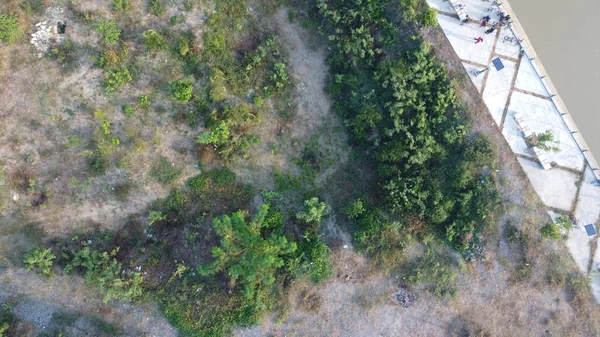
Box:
[510,0,600,157]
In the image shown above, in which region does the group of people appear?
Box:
[466,12,512,44]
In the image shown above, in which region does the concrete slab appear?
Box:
[508,91,585,170]
[481,57,516,124]
[494,27,522,60]
[437,14,494,66]
[575,167,600,226]
[566,226,592,273]
[427,0,453,13]
[514,57,548,96]
[502,110,533,157]
[462,62,485,93]
[517,157,579,211]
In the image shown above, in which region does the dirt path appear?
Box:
[0,268,177,337]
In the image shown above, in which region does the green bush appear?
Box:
[209,69,228,102]
[111,0,131,12]
[354,208,406,268]
[163,188,189,216]
[344,199,365,219]
[291,234,333,283]
[88,154,108,175]
[0,304,16,337]
[142,30,167,51]
[156,275,265,337]
[24,248,56,276]
[95,19,121,45]
[205,167,236,186]
[122,105,134,116]
[150,156,182,185]
[138,94,150,107]
[536,130,561,152]
[178,38,190,57]
[103,67,132,92]
[49,39,80,71]
[64,246,143,302]
[171,79,194,102]
[540,222,562,240]
[0,14,24,44]
[408,248,457,297]
[296,197,329,225]
[187,174,208,195]
[421,7,438,27]
[149,0,166,16]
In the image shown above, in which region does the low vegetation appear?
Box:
[2,0,597,335]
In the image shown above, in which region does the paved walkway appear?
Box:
[426,0,600,301]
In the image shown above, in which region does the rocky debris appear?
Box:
[30,6,67,57]
[391,288,417,308]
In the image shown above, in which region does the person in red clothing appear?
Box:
[474,36,483,43]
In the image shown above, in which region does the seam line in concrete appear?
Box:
[459,58,488,68]
[480,28,502,98]
[513,88,553,101]
[435,10,458,19]
[514,153,537,162]
[492,53,519,63]
[570,162,589,213]
[499,50,523,131]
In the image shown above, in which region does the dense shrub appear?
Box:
[354,207,406,268]
[320,0,501,253]
[196,103,260,159]
[290,235,333,283]
[63,246,143,302]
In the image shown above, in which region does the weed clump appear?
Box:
[0,14,24,44]
[95,18,121,45]
[150,156,182,185]
[103,67,132,92]
[24,248,56,277]
[171,79,194,102]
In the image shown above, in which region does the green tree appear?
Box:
[296,197,330,224]
[24,248,56,276]
[199,204,297,299]
[0,14,24,44]
[536,130,561,152]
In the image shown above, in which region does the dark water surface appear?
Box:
[511,0,600,156]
